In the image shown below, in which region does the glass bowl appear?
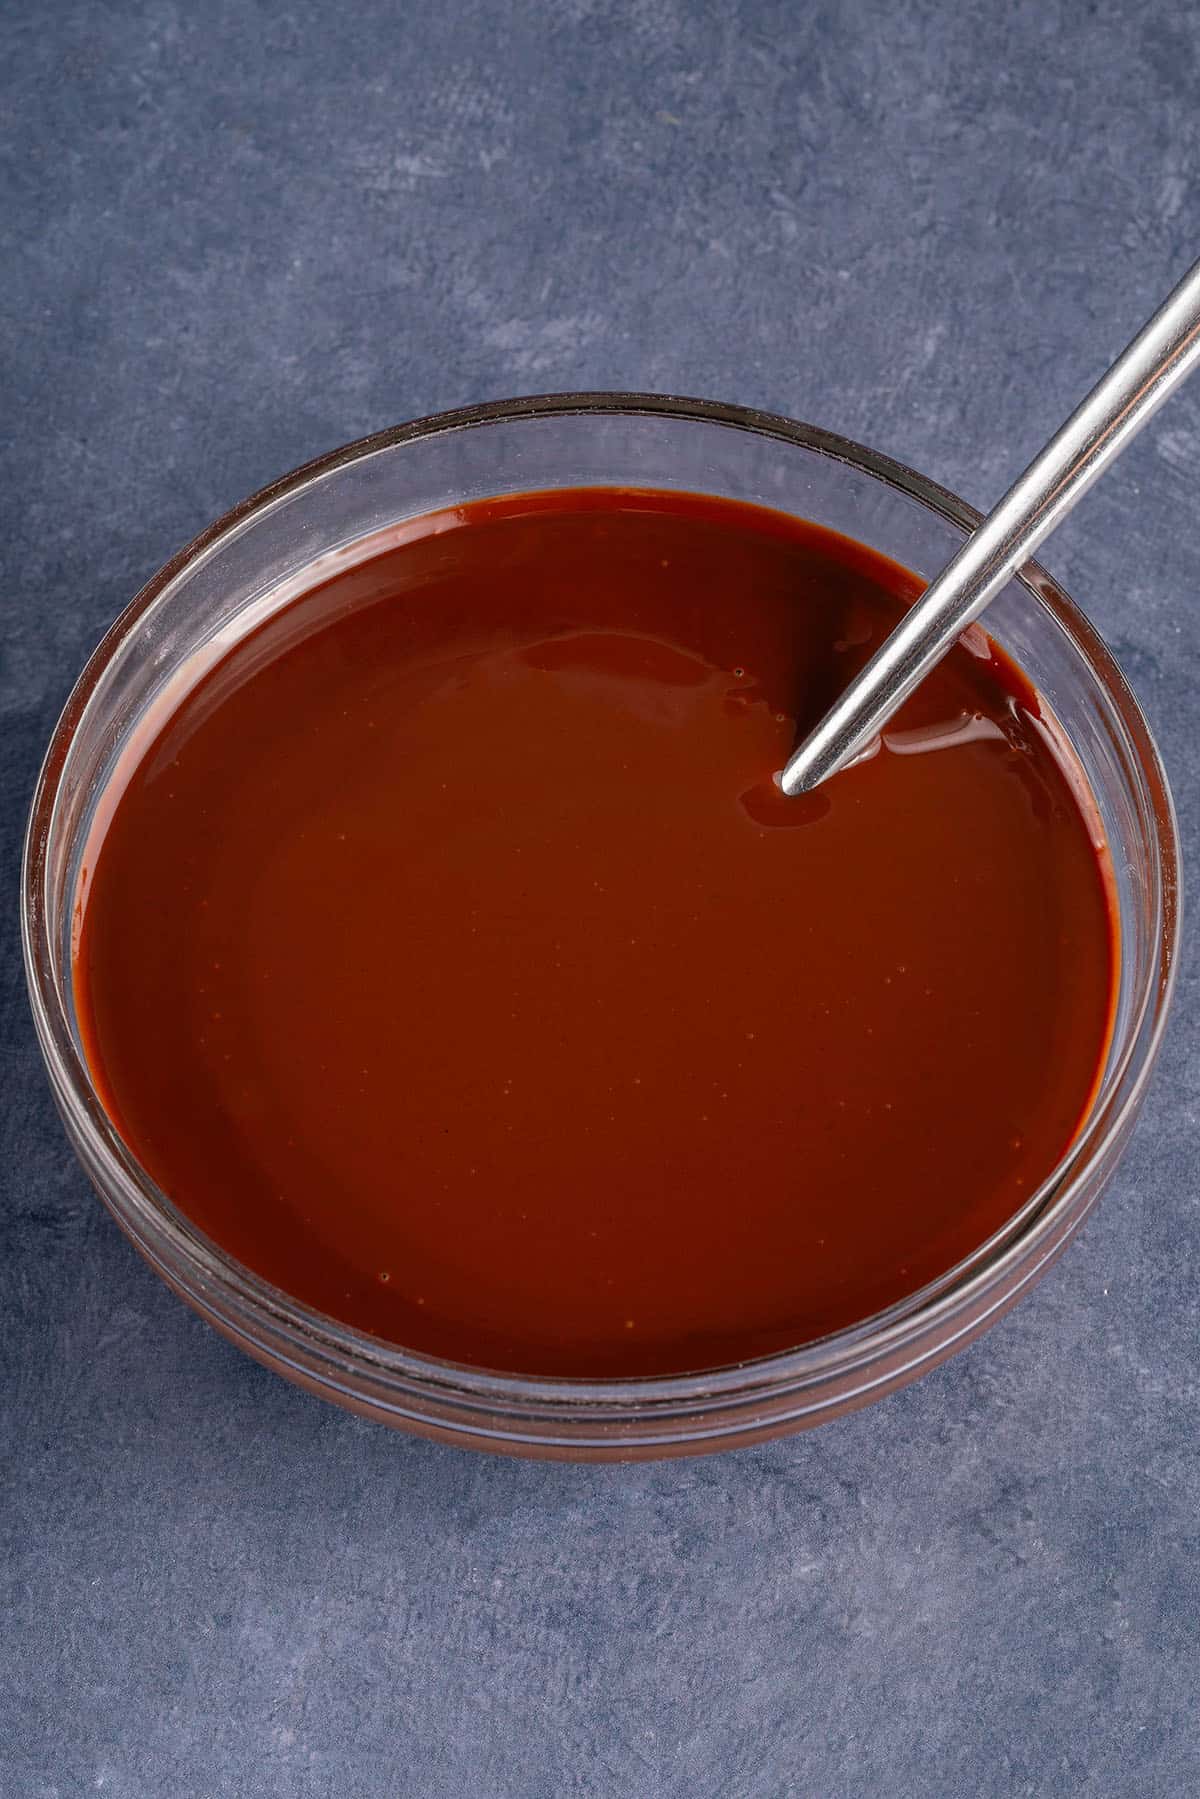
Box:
[21,395,1181,1460]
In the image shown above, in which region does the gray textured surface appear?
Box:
[3,2,1199,1794]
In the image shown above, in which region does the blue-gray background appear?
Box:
[3,3,1198,1794]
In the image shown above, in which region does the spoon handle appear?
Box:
[780,257,1200,795]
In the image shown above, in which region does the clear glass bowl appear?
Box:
[21,395,1181,1460]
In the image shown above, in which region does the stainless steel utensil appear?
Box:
[779,257,1200,795]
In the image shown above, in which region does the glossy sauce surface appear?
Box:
[76,489,1116,1376]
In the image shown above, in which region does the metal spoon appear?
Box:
[779,257,1200,796]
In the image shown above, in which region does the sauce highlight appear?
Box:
[75,488,1117,1376]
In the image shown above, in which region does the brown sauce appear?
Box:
[75,488,1117,1376]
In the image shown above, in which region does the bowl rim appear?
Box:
[21,390,1183,1421]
